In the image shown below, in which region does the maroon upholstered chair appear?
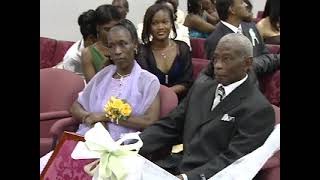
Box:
[40,68,85,156]
[40,132,94,180]
[40,37,75,69]
[190,38,207,59]
[49,85,179,148]
[258,105,280,180]
[40,37,57,69]
[266,44,280,54]
[51,40,75,67]
[259,70,280,107]
[191,58,210,80]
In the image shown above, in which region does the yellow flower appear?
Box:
[121,103,132,117]
[110,98,123,109]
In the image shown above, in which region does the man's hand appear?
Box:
[176,175,184,180]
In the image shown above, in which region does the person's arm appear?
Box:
[184,14,215,33]
[116,93,160,131]
[170,85,187,95]
[70,101,108,125]
[139,86,193,155]
[81,47,97,83]
[252,54,280,77]
[204,10,219,25]
[183,105,275,179]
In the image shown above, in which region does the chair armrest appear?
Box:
[40,111,71,121]
[49,117,79,138]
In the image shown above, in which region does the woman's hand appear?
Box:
[83,112,109,125]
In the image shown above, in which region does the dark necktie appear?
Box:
[211,86,226,110]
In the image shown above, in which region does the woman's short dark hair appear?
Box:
[94,4,122,25]
[141,4,177,45]
[216,0,234,21]
[188,0,202,14]
[262,0,280,31]
[112,19,139,44]
[78,9,97,39]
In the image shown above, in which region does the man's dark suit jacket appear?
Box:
[204,22,280,78]
[139,74,275,180]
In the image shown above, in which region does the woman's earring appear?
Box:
[134,48,138,55]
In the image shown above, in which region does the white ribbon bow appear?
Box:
[71,122,143,180]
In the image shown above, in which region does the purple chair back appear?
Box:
[159,85,178,118]
[40,37,75,68]
[190,38,207,59]
[191,58,210,80]
[40,37,57,69]
[259,70,280,107]
[266,44,280,54]
[40,68,85,113]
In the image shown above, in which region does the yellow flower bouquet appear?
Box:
[104,96,132,124]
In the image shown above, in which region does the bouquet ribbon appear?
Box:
[71,122,143,180]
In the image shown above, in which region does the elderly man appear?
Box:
[139,33,275,180]
[112,0,129,19]
[204,0,280,83]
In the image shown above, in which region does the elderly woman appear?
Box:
[137,4,193,100]
[40,19,161,172]
[73,19,160,139]
[81,4,122,83]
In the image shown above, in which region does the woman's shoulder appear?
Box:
[256,17,269,29]
[174,40,189,48]
[174,40,191,55]
[139,69,159,82]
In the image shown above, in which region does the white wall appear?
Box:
[40,0,187,41]
[252,0,267,17]
[40,0,265,42]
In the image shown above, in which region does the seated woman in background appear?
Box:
[137,0,191,49]
[256,0,280,45]
[184,0,219,38]
[40,19,161,172]
[137,4,193,100]
[81,4,122,83]
[57,9,97,78]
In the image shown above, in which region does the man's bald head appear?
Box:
[213,33,253,85]
[218,33,253,60]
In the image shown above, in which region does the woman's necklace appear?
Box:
[116,72,131,78]
[152,40,173,60]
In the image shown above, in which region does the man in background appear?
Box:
[204,0,280,85]
[112,0,129,19]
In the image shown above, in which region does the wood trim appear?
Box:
[40,131,85,179]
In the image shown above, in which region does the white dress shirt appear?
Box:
[58,39,85,78]
[220,20,242,34]
[211,74,248,110]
